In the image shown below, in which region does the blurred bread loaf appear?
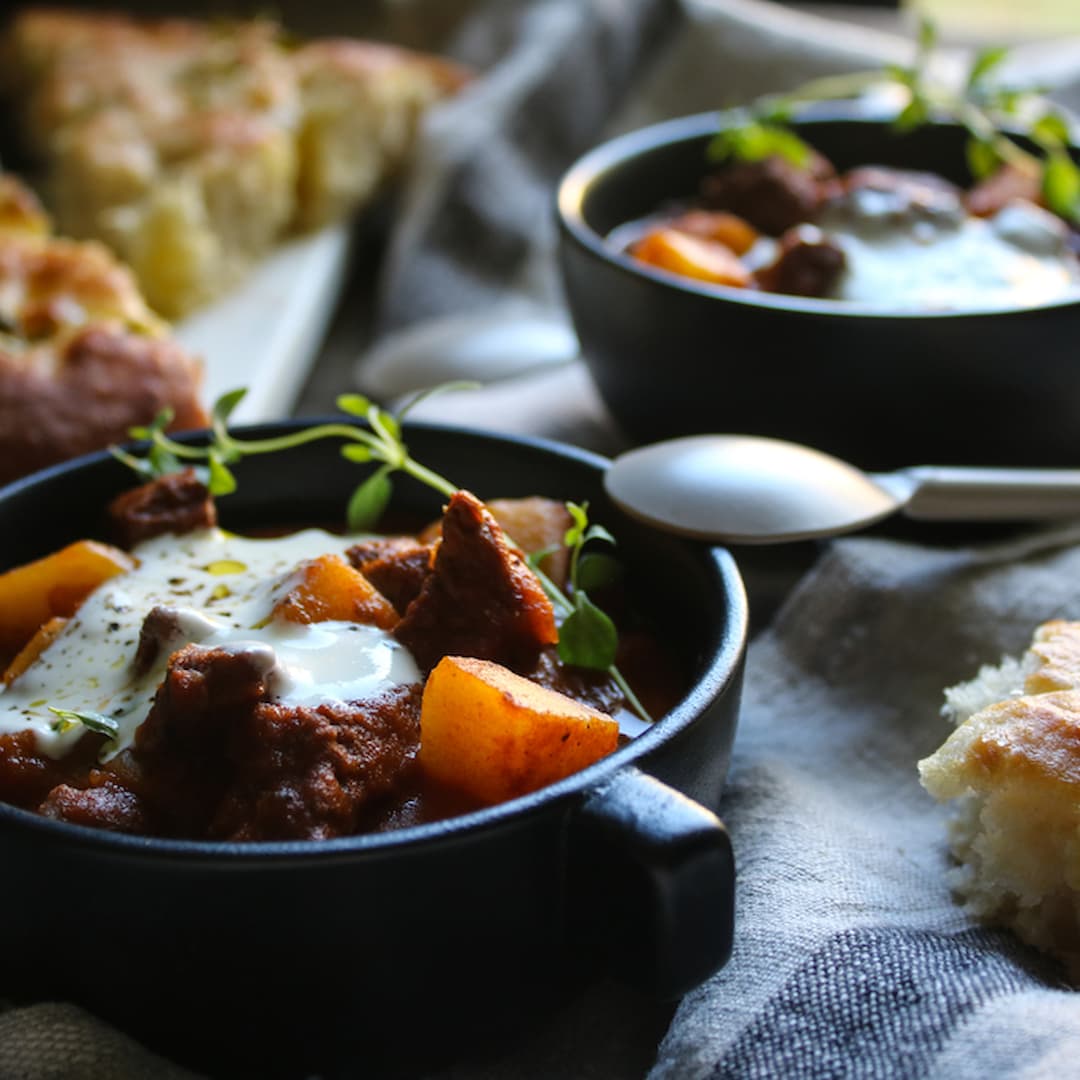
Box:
[919,619,1080,976]
[4,8,469,318]
[0,173,208,484]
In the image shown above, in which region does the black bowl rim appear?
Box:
[556,105,1080,320]
[0,418,748,862]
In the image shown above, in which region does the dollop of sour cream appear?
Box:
[817,192,1080,312]
[0,528,421,759]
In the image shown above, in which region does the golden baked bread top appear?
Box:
[0,175,165,345]
[1021,619,1080,694]
[4,8,470,318]
[7,11,294,140]
[920,619,1080,796]
[922,690,1080,796]
[0,172,207,485]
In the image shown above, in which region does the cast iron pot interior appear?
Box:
[0,422,747,1079]
[557,108,1080,470]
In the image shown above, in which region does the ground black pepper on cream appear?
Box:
[0,528,421,759]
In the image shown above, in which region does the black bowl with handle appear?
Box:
[557,107,1080,470]
[0,421,747,1078]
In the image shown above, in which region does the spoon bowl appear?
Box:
[606,435,1080,544]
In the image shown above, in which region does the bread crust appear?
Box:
[0,174,206,484]
[5,8,470,317]
[920,619,1080,976]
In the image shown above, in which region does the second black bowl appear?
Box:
[557,109,1080,470]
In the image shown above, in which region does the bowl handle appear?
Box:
[566,765,734,998]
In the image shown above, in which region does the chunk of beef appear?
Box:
[485,497,573,590]
[138,642,277,754]
[131,642,278,835]
[132,642,422,840]
[345,536,434,615]
[37,775,147,833]
[755,224,846,298]
[523,646,625,717]
[108,467,216,548]
[965,163,1043,218]
[0,728,68,808]
[208,687,422,842]
[0,726,145,832]
[701,152,835,235]
[133,604,218,674]
[395,490,558,673]
[826,166,963,224]
[419,497,574,589]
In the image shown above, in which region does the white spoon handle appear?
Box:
[895,466,1080,521]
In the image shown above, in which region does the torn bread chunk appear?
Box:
[919,619,1080,976]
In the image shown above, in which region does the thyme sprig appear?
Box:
[111,384,470,531]
[708,18,1080,223]
[112,388,652,722]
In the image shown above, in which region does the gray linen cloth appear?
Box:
[652,523,1080,1079]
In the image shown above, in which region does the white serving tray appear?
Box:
[174,223,353,424]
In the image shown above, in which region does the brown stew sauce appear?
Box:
[0,472,684,841]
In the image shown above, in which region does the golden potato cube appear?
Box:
[666,209,759,255]
[0,540,135,660]
[271,553,397,629]
[631,227,752,288]
[419,655,620,806]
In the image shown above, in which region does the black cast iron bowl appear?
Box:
[557,107,1080,471]
[0,421,747,1079]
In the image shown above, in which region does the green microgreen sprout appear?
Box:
[111,383,474,532]
[48,706,119,740]
[528,502,650,723]
[112,386,653,724]
[707,17,1080,223]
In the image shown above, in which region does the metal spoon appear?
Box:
[604,434,1080,544]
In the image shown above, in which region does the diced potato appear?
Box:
[487,497,572,588]
[0,540,135,660]
[271,553,397,629]
[630,227,752,288]
[666,209,759,255]
[3,615,67,684]
[419,655,620,805]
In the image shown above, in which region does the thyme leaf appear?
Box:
[48,706,119,739]
[558,592,618,672]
